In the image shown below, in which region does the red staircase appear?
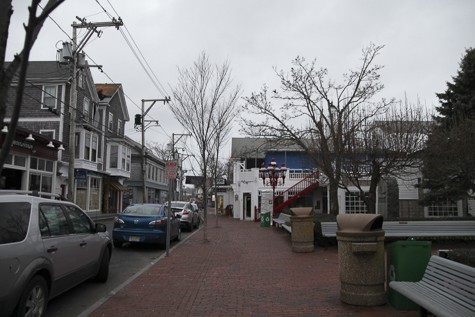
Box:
[273,170,320,215]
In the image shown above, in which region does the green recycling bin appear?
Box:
[387,240,432,310]
[260,211,271,227]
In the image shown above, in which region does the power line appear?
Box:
[37,1,170,139]
[100,0,170,96]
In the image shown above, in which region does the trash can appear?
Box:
[336,214,386,306]
[260,211,271,227]
[387,240,432,310]
[290,207,314,253]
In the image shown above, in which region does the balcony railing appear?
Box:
[273,170,320,215]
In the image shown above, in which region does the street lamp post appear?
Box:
[259,158,287,216]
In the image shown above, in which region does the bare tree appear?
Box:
[209,103,237,226]
[170,52,240,240]
[148,141,173,161]
[0,0,65,174]
[341,100,431,214]
[242,44,392,215]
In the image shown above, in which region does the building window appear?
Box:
[108,113,114,131]
[345,191,368,214]
[40,130,55,139]
[76,179,88,210]
[121,146,126,170]
[89,177,101,210]
[78,71,84,88]
[42,85,57,109]
[29,173,52,192]
[92,103,99,127]
[4,154,26,167]
[110,145,118,168]
[117,119,122,136]
[126,147,131,172]
[427,199,459,217]
[83,97,90,120]
[92,136,97,162]
[75,132,80,159]
[84,132,91,160]
[82,132,98,162]
[30,157,54,172]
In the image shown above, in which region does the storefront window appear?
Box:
[45,160,53,172]
[30,157,37,169]
[41,175,52,192]
[90,177,101,210]
[29,173,52,192]
[15,156,25,167]
[76,179,87,210]
[29,174,41,191]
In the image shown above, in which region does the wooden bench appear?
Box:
[389,255,475,317]
[272,213,292,233]
[319,220,475,238]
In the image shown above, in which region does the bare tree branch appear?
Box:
[170,52,241,240]
[0,0,65,175]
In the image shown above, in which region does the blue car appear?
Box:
[112,204,181,248]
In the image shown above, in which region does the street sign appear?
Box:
[165,161,177,180]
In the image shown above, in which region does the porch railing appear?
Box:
[273,170,320,215]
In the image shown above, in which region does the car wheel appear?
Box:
[15,275,48,317]
[113,239,122,248]
[94,248,110,283]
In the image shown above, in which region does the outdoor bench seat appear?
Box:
[389,255,475,317]
[272,213,292,233]
[319,220,475,238]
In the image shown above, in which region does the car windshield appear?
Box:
[171,202,186,208]
[122,205,162,215]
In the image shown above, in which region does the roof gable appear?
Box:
[96,83,130,121]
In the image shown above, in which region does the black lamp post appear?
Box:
[259,158,287,216]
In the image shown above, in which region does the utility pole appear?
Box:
[165,132,190,256]
[67,17,122,202]
[139,98,170,203]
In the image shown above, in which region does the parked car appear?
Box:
[0,191,112,317]
[170,201,200,231]
[112,204,180,248]
[191,202,202,224]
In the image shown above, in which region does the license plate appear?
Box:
[129,236,140,242]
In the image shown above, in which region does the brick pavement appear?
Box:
[87,214,419,317]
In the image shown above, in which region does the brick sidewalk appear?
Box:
[87,215,418,317]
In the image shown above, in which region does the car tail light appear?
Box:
[149,219,165,226]
[182,209,190,214]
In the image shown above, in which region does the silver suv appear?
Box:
[0,192,112,317]
[170,201,200,231]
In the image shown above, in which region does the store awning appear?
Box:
[110,181,128,191]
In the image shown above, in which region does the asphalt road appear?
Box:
[45,217,196,317]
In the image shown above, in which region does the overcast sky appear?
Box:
[6,0,475,162]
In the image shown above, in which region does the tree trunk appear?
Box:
[328,182,339,215]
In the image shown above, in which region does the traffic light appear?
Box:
[134,114,142,126]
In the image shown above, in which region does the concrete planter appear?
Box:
[290,207,314,253]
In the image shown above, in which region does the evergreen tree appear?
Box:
[435,48,475,127]
[420,48,475,211]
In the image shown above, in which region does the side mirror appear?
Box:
[96,223,107,232]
